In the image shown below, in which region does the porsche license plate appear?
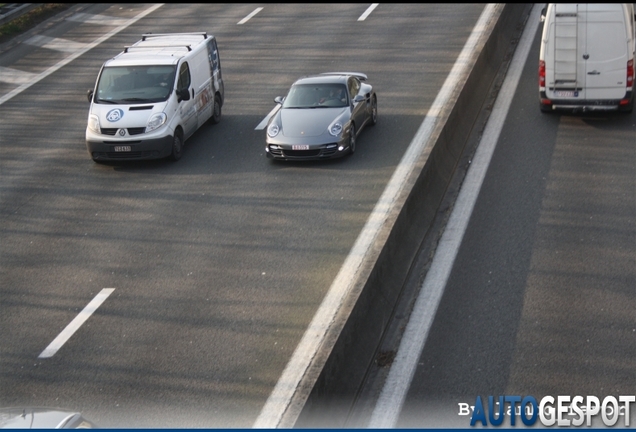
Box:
[292,145,309,150]
[114,146,131,152]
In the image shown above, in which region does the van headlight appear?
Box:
[87,114,101,134]
[146,113,167,132]
[267,123,280,138]
[329,122,342,136]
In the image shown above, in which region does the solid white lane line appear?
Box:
[358,4,379,21]
[238,7,263,25]
[0,4,164,107]
[255,104,281,130]
[368,4,542,428]
[253,4,502,429]
[25,35,88,53]
[38,288,115,359]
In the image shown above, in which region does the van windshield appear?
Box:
[95,65,177,104]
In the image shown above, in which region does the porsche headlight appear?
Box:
[267,123,280,138]
[87,114,101,134]
[146,112,167,133]
[329,122,343,137]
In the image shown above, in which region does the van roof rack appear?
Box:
[124,44,193,53]
[141,32,208,41]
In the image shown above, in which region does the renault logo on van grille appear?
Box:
[119,129,126,136]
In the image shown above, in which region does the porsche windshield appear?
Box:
[94,65,176,104]
[283,84,348,108]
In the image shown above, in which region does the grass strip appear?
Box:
[0,4,73,45]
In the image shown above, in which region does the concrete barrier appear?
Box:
[289,3,534,428]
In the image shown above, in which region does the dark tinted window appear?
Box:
[348,77,361,99]
[177,62,191,91]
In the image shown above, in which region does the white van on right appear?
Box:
[539,3,636,113]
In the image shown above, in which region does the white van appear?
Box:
[539,4,636,113]
[86,32,224,162]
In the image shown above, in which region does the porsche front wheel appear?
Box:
[370,95,377,126]
[349,123,356,155]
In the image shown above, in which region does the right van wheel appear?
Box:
[170,131,183,161]
[210,95,222,124]
[619,98,634,113]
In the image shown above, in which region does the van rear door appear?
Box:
[546,4,585,99]
[580,4,630,99]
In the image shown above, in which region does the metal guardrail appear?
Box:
[0,3,40,26]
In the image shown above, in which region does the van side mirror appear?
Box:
[540,7,546,22]
[87,89,93,102]
[177,88,190,102]
[274,96,284,104]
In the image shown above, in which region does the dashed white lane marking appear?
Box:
[238,7,263,25]
[368,4,542,428]
[38,288,115,359]
[358,4,379,21]
[0,4,164,107]
[66,12,136,27]
[0,66,37,85]
[25,35,88,53]
[253,4,502,429]
[255,104,281,130]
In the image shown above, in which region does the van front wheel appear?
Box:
[210,95,222,124]
[170,131,183,161]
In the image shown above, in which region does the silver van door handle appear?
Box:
[587,70,600,75]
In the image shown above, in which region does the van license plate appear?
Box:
[555,91,577,97]
[292,145,309,150]
[114,146,131,152]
